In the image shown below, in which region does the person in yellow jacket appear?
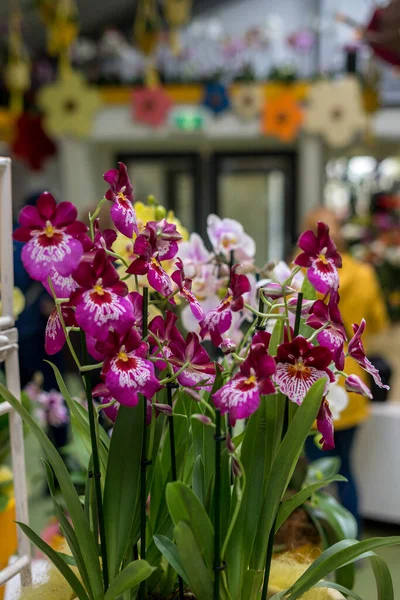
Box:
[303,208,389,533]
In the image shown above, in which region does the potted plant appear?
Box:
[3,162,399,600]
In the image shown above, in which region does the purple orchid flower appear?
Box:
[348,320,389,390]
[79,220,117,262]
[43,269,78,299]
[207,214,255,259]
[71,249,134,341]
[93,383,153,424]
[274,336,335,405]
[141,220,183,261]
[45,305,76,355]
[307,298,347,370]
[345,374,373,399]
[13,192,87,282]
[213,331,276,426]
[316,399,335,450]
[294,221,342,293]
[171,258,204,321]
[94,329,161,407]
[177,233,212,278]
[200,267,251,347]
[103,162,138,238]
[148,311,186,368]
[168,332,216,389]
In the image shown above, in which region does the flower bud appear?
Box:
[232,456,242,478]
[155,205,167,221]
[287,295,314,316]
[226,432,235,454]
[262,282,294,300]
[220,338,236,355]
[184,388,201,402]
[192,414,213,426]
[153,403,173,416]
[147,194,156,206]
[345,375,373,399]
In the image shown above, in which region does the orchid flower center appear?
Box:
[151,256,161,267]
[117,346,129,362]
[117,188,128,204]
[244,374,257,385]
[318,247,329,265]
[221,234,236,249]
[93,278,105,296]
[44,221,55,238]
[288,356,311,378]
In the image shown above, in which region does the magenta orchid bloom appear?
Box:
[294,222,342,293]
[200,267,251,347]
[45,305,76,355]
[172,258,204,321]
[307,298,347,370]
[345,374,373,399]
[80,221,117,262]
[213,331,276,426]
[316,399,335,450]
[141,220,183,261]
[43,269,78,299]
[94,329,161,406]
[168,332,216,389]
[348,320,389,390]
[71,249,134,341]
[148,311,186,368]
[13,192,87,282]
[103,162,138,238]
[274,336,334,405]
[93,383,153,424]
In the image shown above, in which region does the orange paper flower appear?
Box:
[262,91,303,142]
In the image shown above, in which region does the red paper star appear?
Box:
[132,88,173,128]
[12,113,56,171]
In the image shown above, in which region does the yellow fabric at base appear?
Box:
[0,498,18,600]
[334,253,389,430]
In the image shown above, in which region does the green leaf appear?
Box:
[104,560,155,600]
[56,551,78,567]
[275,476,346,532]
[174,521,213,600]
[301,274,317,300]
[103,402,143,582]
[251,378,326,571]
[312,492,358,542]
[370,553,394,600]
[269,319,284,354]
[16,522,90,600]
[241,569,263,600]
[153,534,189,584]
[166,481,214,570]
[304,457,342,486]
[284,537,400,599]
[192,454,205,504]
[313,580,362,600]
[0,382,103,599]
[191,410,215,494]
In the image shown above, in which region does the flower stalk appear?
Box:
[213,408,225,600]
[140,287,149,600]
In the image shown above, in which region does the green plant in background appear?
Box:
[2,164,400,599]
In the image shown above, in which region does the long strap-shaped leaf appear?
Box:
[174,521,213,600]
[16,522,90,600]
[0,383,104,599]
[283,537,400,599]
[104,560,155,600]
[251,378,326,570]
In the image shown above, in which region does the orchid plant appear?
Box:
[2,162,399,600]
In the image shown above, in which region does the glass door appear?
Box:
[211,152,297,264]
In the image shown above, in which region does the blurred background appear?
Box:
[1,1,400,598]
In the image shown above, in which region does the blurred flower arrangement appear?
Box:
[2,161,398,600]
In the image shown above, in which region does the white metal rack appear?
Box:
[0,157,31,590]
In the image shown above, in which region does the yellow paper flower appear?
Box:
[38,69,101,138]
[0,109,15,142]
[0,287,25,318]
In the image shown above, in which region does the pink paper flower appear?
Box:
[168,332,216,389]
[307,298,347,370]
[71,249,134,341]
[171,258,204,321]
[213,331,276,425]
[13,192,87,282]
[348,320,389,390]
[45,304,76,355]
[207,214,255,259]
[95,329,161,406]
[103,162,138,238]
[200,267,251,346]
[316,399,335,450]
[345,374,373,399]
[132,87,172,128]
[294,221,342,293]
[274,336,334,405]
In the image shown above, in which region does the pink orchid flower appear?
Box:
[177,232,212,278]
[345,374,373,399]
[45,305,76,355]
[168,332,216,389]
[348,320,389,390]
[274,336,335,405]
[171,258,204,321]
[207,214,255,259]
[71,249,134,341]
[93,383,153,423]
[213,331,276,426]
[94,329,161,407]
[307,298,347,370]
[200,267,251,347]
[316,399,335,450]
[294,221,342,293]
[13,192,87,282]
[103,162,138,238]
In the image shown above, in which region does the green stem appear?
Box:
[159,362,189,385]
[244,303,287,319]
[221,454,246,559]
[106,249,129,268]
[47,277,81,370]
[80,331,109,592]
[307,322,330,344]
[80,362,104,372]
[260,515,277,600]
[140,288,149,600]
[256,292,266,330]
[213,409,224,600]
[89,197,107,240]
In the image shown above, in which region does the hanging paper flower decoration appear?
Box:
[132,87,173,127]
[303,76,366,148]
[11,113,56,171]
[38,69,101,138]
[262,90,303,142]
[232,83,264,121]
[202,82,230,116]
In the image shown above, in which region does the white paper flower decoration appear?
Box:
[304,76,366,148]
